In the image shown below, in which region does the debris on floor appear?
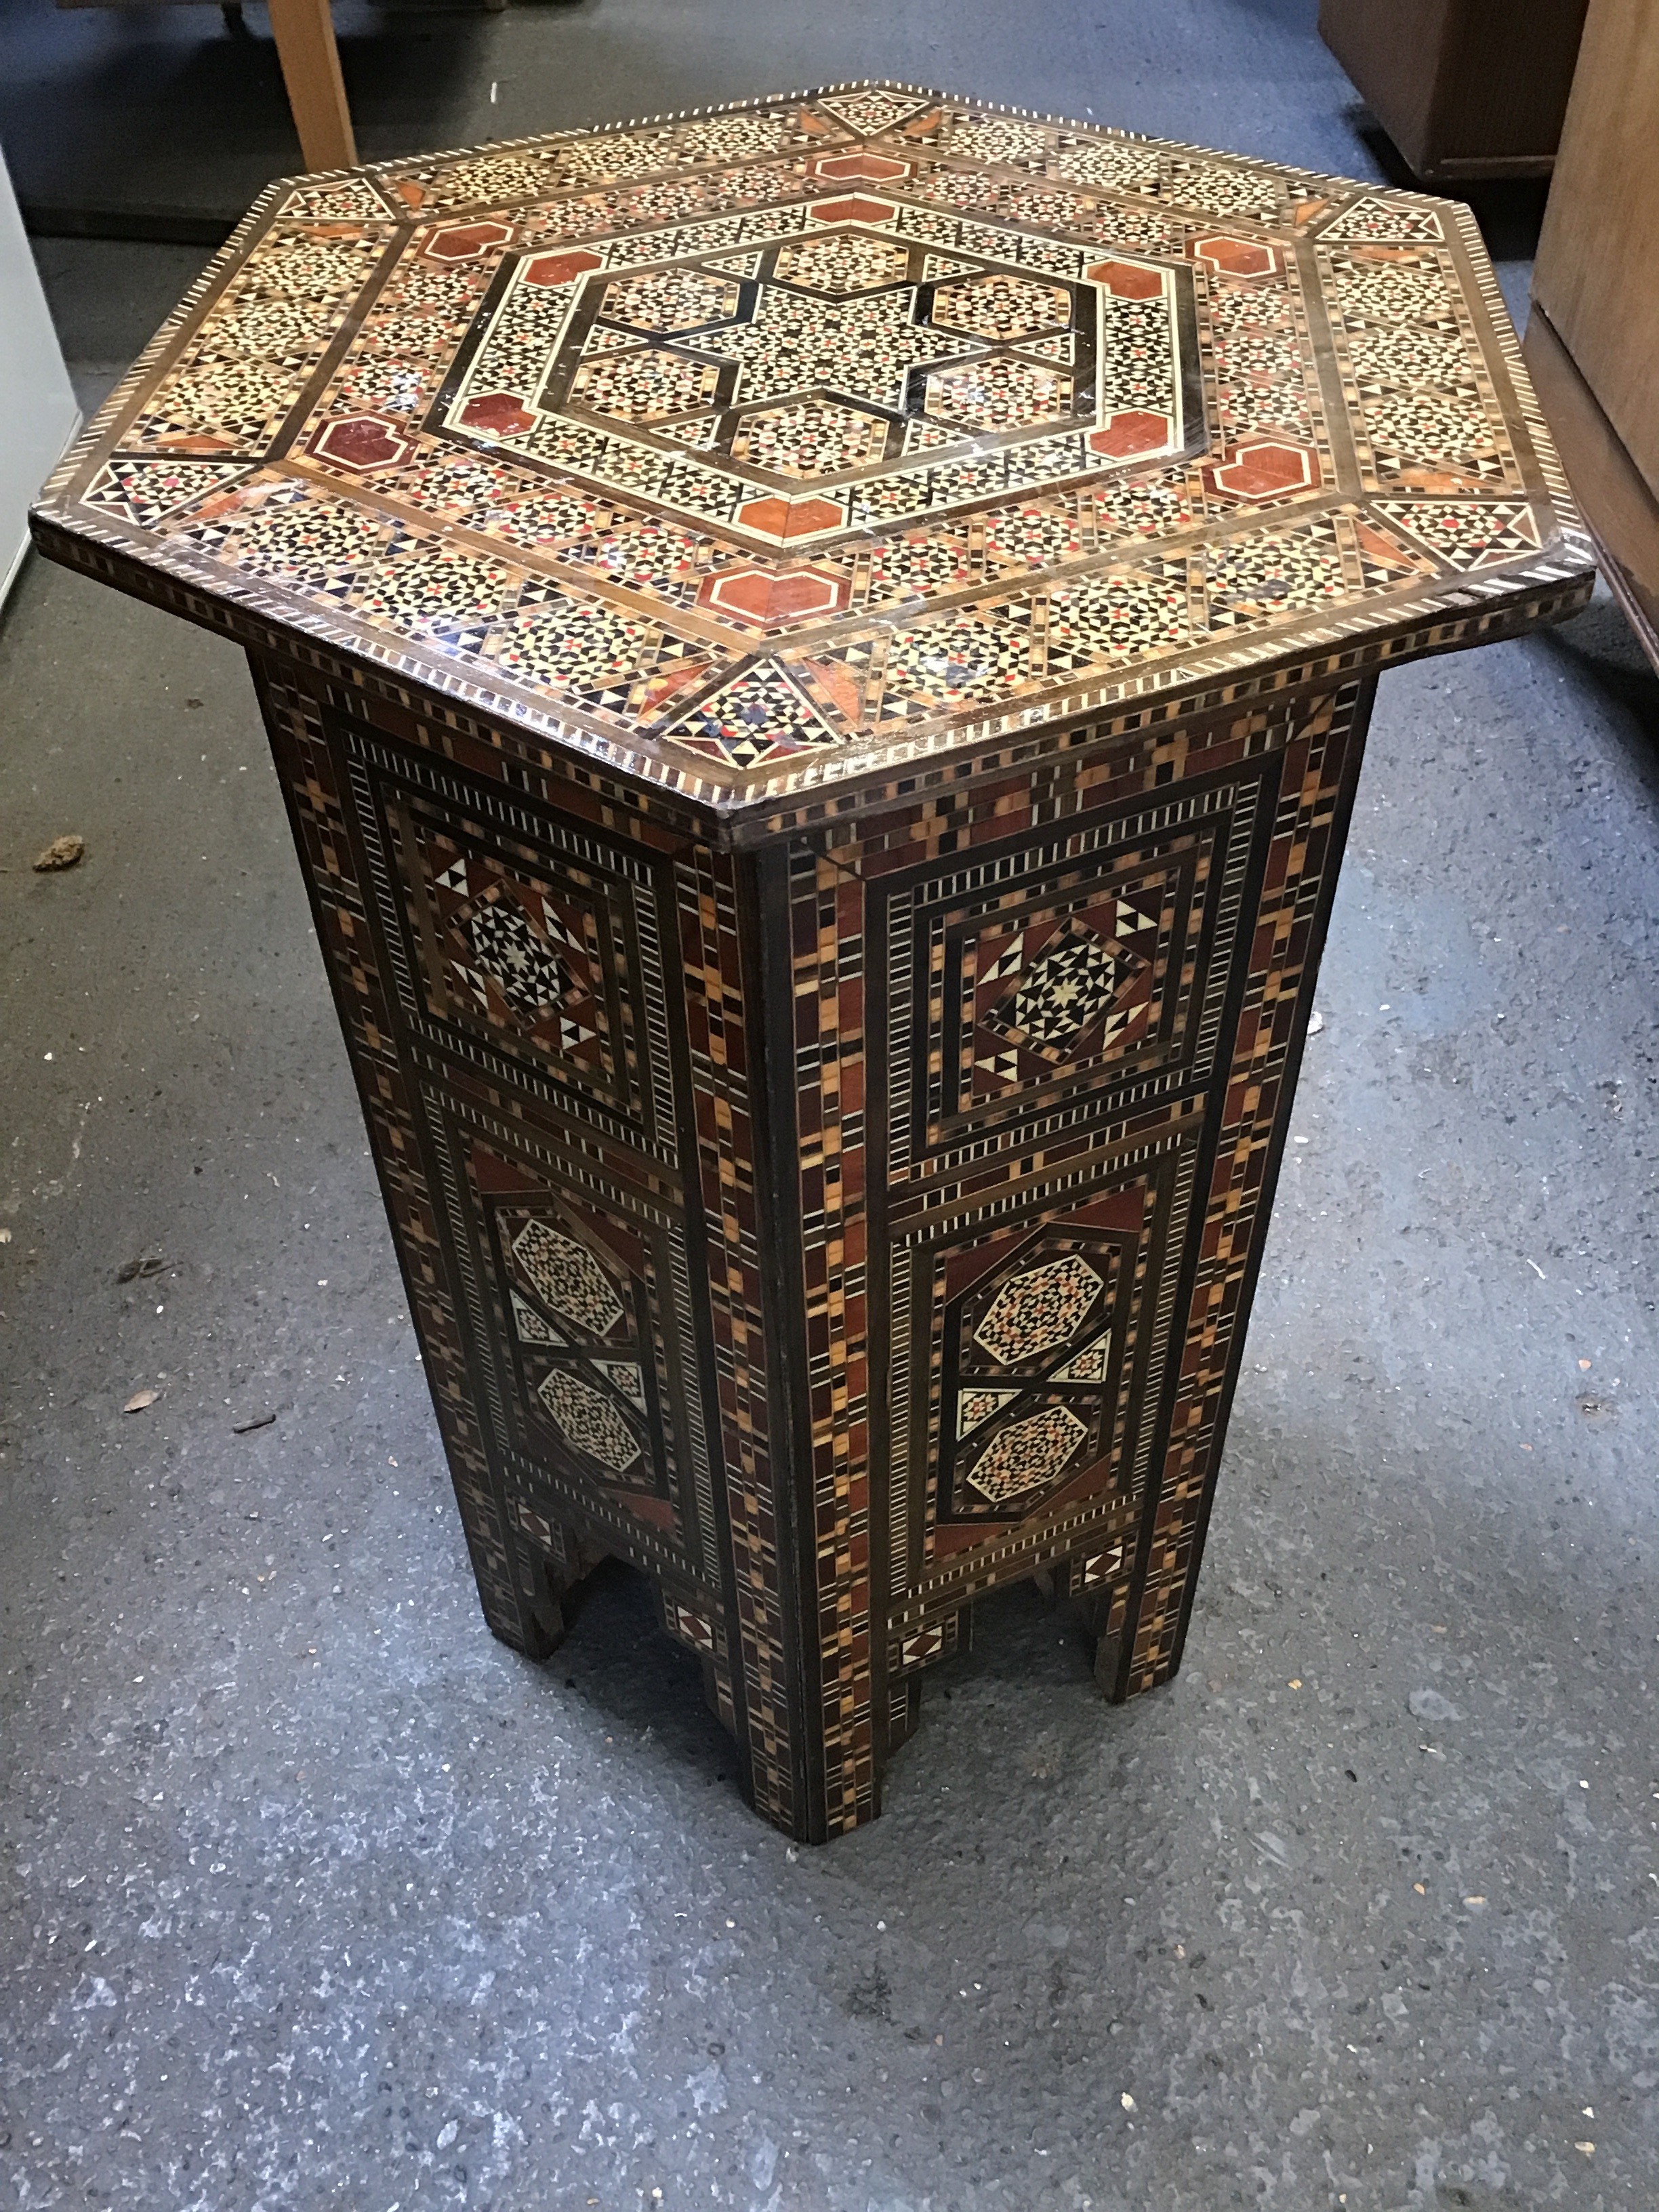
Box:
[32,834,85,872]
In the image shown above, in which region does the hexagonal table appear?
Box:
[33,85,1592,1840]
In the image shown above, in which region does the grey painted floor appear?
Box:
[9,0,1380,233]
[5,5,1659,2208]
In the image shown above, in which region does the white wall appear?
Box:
[0,146,80,606]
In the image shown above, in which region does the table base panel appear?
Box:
[251,647,1372,1840]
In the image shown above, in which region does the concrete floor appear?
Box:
[5,5,1659,2207]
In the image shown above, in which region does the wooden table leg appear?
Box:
[267,0,356,173]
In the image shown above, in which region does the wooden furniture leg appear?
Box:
[267,0,356,172]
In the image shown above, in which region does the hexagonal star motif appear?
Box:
[933,272,1073,342]
[925,356,1073,433]
[731,399,887,478]
[569,346,722,424]
[720,281,975,410]
[430,166,1194,547]
[773,234,912,295]
[597,268,741,333]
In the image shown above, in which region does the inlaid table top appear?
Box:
[36,83,1593,821]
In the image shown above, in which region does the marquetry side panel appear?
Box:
[250,649,776,1763]
[1118,682,1367,1692]
[781,676,1372,1835]
[673,844,802,1832]
[254,635,1368,1844]
[253,655,546,1652]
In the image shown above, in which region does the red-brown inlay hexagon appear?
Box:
[810,151,912,184]
[524,249,602,288]
[735,496,846,541]
[308,415,409,471]
[698,567,848,627]
[424,221,514,263]
[1191,234,1280,278]
[1207,440,1317,499]
[806,196,897,226]
[1086,259,1165,300]
[459,392,536,436]
[1087,411,1174,459]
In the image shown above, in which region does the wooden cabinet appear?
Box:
[1525,0,1659,663]
[1319,0,1589,179]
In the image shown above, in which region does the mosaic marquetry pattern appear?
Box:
[40,81,1589,807]
[771,677,1404,1830]
[33,87,1593,1841]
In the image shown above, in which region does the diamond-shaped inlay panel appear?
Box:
[983,916,1133,1054]
[466,899,572,1019]
[973,1252,1104,1365]
[966,1403,1090,1502]
[962,892,1161,1101]
[511,1220,626,1337]
[537,1366,642,1472]
[409,833,620,1086]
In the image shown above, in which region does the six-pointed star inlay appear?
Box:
[714,278,978,409]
